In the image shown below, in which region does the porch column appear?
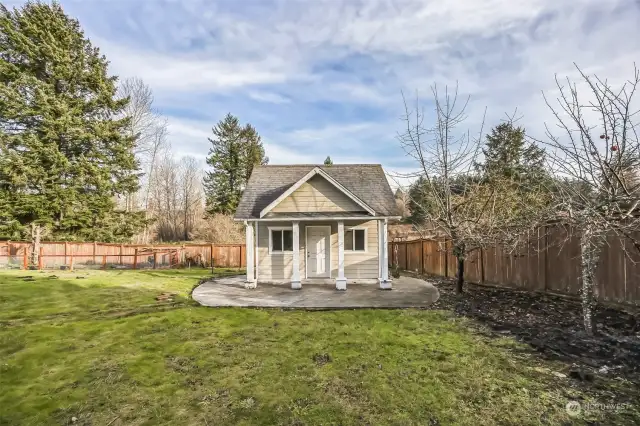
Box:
[292,221,301,289]
[244,221,256,289]
[336,221,347,290]
[255,221,259,284]
[378,220,383,280]
[379,219,391,289]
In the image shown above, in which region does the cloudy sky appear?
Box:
[27,0,640,179]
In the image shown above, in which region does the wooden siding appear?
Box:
[271,175,365,213]
[343,220,379,279]
[256,219,380,282]
[257,222,301,281]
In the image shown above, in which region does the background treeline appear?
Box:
[0,1,267,247]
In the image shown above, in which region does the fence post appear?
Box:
[23,247,27,270]
[133,248,138,270]
[7,240,12,266]
[93,241,97,265]
[480,248,485,283]
[64,241,68,266]
[119,244,123,265]
[69,253,74,272]
[102,254,107,270]
[38,247,43,270]
[404,242,408,270]
[420,240,424,275]
[210,243,214,268]
[153,251,157,269]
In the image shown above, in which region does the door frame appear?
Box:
[305,225,332,279]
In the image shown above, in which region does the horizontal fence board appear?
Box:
[0,241,245,270]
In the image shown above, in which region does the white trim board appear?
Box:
[235,216,402,222]
[305,225,332,279]
[259,167,376,218]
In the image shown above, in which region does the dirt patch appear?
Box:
[156,292,177,302]
[312,353,332,366]
[425,278,640,385]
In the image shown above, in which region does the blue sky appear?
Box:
[17,0,640,180]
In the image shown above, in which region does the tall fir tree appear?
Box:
[324,156,333,165]
[477,122,546,183]
[476,122,552,224]
[0,1,144,257]
[242,123,268,183]
[203,114,267,215]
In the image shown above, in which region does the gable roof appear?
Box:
[259,167,376,218]
[234,164,399,220]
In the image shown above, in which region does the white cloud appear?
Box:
[60,0,640,174]
[247,91,291,104]
[98,39,301,93]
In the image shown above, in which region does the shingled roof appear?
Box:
[234,164,399,220]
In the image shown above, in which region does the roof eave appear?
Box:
[236,215,402,222]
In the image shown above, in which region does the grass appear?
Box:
[0,269,636,425]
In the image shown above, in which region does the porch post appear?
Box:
[244,221,256,289]
[292,221,301,289]
[255,221,259,284]
[378,220,383,281]
[336,221,347,290]
[379,218,391,289]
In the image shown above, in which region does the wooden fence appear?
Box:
[0,241,246,270]
[389,226,640,306]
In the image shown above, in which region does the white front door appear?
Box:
[306,226,330,278]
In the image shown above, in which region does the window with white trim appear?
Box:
[270,228,293,253]
[344,228,366,252]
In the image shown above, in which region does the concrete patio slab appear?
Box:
[192,275,439,309]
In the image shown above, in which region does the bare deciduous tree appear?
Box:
[396,86,547,293]
[148,154,205,242]
[117,77,169,217]
[180,157,204,241]
[394,189,411,218]
[190,213,245,244]
[540,64,640,335]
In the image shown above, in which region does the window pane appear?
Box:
[283,230,293,251]
[344,230,353,250]
[354,229,366,251]
[272,230,283,251]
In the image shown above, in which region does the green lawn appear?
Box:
[0,269,634,425]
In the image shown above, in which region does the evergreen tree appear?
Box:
[0,2,144,256]
[242,123,268,183]
[203,114,267,215]
[476,122,552,227]
[324,156,333,165]
[477,122,546,184]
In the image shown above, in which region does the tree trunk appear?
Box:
[456,257,464,293]
[579,227,600,335]
[30,223,42,268]
[452,241,466,293]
